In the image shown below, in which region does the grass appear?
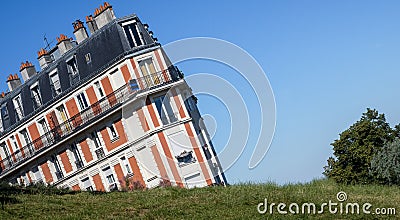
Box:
[0,179,399,219]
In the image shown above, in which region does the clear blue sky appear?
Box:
[1,1,400,184]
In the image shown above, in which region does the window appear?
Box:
[85,53,92,64]
[20,129,33,155]
[76,92,89,110]
[71,144,84,169]
[32,166,42,183]
[67,57,79,75]
[1,104,8,119]
[13,96,24,121]
[0,103,8,132]
[31,84,42,109]
[1,142,12,167]
[121,156,132,175]
[0,110,3,133]
[67,57,80,86]
[176,151,196,167]
[123,22,144,48]
[184,94,196,113]
[91,131,102,149]
[81,177,93,191]
[91,131,105,160]
[56,105,71,132]
[38,119,51,144]
[49,71,62,96]
[10,136,21,161]
[107,123,119,141]
[94,82,104,98]
[52,155,64,180]
[138,58,158,88]
[153,95,177,125]
[102,167,117,191]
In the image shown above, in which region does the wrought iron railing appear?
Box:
[0,68,182,176]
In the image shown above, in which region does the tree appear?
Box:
[370,138,400,185]
[324,108,394,184]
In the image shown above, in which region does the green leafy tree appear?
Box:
[324,108,394,184]
[370,138,400,185]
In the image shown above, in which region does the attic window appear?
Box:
[85,53,92,64]
[67,56,79,75]
[122,21,144,48]
[13,95,24,121]
[30,84,42,109]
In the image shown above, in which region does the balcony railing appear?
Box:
[0,68,182,176]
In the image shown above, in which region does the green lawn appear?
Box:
[0,179,399,219]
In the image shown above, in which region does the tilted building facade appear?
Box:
[0,3,226,191]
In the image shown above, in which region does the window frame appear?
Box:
[94,81,105,98]
[13,95,24,121]
[76,92,89,111]
[49,70,62,96]
[30,83,43,109]
[107,123,119,142]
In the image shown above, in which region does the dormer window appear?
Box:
[13,95,24,121]
[30,84,42,109]
[67,56,79,75]
[49,70,62,97]
[67,56,80,86]
[122,21,144,48]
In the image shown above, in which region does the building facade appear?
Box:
[0,3,226,191]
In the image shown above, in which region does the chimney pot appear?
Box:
[20,61,37,82]
[57,34,74,55]
[86,15,98,35]
[7,74,22,91]
[73,20,89,44]
[37,48,53,69]
[93,2,115,29]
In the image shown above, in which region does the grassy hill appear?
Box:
[0,179,399,219]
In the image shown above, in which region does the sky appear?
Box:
[1,1,400,184]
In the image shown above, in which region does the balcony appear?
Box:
[0,68,182,177]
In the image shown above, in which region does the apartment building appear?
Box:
[0,2,226,191]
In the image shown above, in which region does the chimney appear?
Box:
[7,74,22,91]
[86,15,98,35]
[37,48,52,69]
[19,61,37,82]
[93,2,116,29]
[73,20,89,44]
[57,34,74,55]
